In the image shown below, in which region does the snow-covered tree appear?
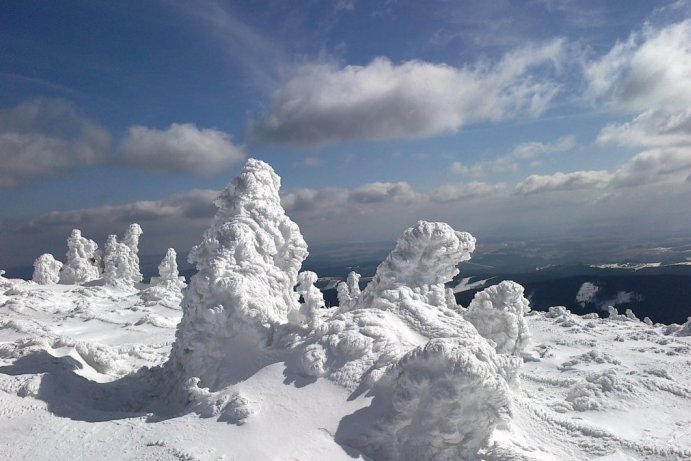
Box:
[32,253,63,285]
[169,159,309,389]
[290,271,323,329]
[336,271,361,311]
[463,280,532,355]
[122,223,143,283]
[150,248,185,289]
[103,234,139,288]
[59,229,101,284]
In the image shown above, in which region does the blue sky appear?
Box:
[1,0,691,269]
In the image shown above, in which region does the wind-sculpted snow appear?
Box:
[59,229,101,284]
[463,281,532,355]
[32,253,63,285]
[169,159,309,389]
[336,271,361,311]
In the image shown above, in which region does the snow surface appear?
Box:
[2,158,691,460]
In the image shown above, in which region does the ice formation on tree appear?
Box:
[59,229,101,284]
[169,159,308,389]
[463,280,532,355]
[32,253,63,285]
[122,223,143,283]
[142,248,186,306]
[103,234,140,288]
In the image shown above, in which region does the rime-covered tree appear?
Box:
[59,229,101,284]
[122,223,143,282]
[32,253,63,285]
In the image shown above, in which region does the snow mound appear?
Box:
[349,337,518,461]
[32,253,63,285]
[59,229,101,284]
[566,369,636,411]
[463,281,531,355]
[169,158,309,389]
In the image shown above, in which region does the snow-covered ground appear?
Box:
[2,280,691,460]
[2,159,691,460]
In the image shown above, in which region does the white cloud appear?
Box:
[0,99,110,187]
[515,170,611,195]
[611,148,691,187]
[597,109,691,149]
[349,181,418,204]
[432,182,504,202]
[509,135,575,159]
[250,40,564,146]
[118,123,245,176]
[585,19,691,112]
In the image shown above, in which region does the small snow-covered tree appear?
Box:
[122,223,143,282]
[32,253,63,285]
[336,271,361,311]
[142,248,186,306]
[59,229,101,284]
[463,280,531,355]
[103,234,139,288]
[290,271,323,329]
[150,248,186,289]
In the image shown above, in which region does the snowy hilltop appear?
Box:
[1,159,691,460]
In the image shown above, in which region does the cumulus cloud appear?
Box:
[515,170,611,195]
[250,40,564,146]
[118,123,245,176]
[0,99,110,187]
[432,182,504,202]
[585,19,691,112]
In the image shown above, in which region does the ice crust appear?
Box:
[32,253,63,285]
